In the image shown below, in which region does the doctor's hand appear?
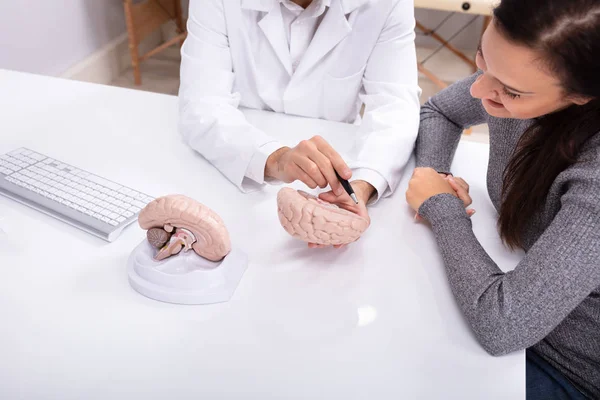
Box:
[307,180,374,249]
[264,136,351,196]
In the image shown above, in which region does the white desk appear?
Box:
[0,69,524,400]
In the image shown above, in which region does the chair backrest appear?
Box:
[414,0,498,16]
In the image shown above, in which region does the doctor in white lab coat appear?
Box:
[178,0,421,244]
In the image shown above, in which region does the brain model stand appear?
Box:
[277,188,370,245]
[127,195,248,305]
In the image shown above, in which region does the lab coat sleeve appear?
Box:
[178,0,284,192]
[348,0,421,204]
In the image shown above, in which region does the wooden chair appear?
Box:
[414,0,497,90]
[414,0,496,134]
[123,0,187,85]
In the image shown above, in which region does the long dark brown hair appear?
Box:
[493,0,600,249]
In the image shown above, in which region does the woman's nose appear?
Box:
[470,73,499,99]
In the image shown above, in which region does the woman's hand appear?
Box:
[446,176,473,209]
[406,168,456,212]
[308,180,373,249]
[264,136,351,196]
[408,168,476,220]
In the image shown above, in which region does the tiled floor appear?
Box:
[111,46,489,143]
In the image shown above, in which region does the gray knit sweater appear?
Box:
[415,73,600,399]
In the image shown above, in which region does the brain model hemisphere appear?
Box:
[277,188,369,245]
[138,194,231,262]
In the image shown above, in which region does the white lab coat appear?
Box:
[178,0,421,202]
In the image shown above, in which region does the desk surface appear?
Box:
[0,69,524,400]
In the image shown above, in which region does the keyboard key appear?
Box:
[132,200,146,208]
[117,216,126,223]
[87,174,120,190]
[29,152,46,161]
[108,220,118,226]
[123,211,134,218]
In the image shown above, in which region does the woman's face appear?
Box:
[470,22,581,119]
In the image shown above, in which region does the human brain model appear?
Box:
[138,195,231,262]
[277,188,369,246]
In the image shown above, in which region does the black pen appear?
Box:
[335,170,359,204]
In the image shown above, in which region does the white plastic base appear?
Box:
[127,240,248,305]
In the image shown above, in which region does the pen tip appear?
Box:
[350,193,359,204]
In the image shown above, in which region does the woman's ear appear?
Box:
[570,95,593,106]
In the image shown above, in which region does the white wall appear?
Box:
[0,0,126,76]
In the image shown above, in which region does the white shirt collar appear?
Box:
[242,0,364,13]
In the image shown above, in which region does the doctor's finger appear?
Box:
[313,138,351,180]
[294,158,327,188]
[309,151,344,196]
[290,164,318,189]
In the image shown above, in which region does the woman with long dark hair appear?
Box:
[405,0,600,398]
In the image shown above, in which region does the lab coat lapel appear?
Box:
[294,0,351,77]
[258,3,294,76]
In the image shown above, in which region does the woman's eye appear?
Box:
[475,51,486,70]
[502,87,521,100]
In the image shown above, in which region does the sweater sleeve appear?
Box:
[416,72,488,171]
[418,168,600,355]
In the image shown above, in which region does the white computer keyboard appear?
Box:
[0,147,154,242]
